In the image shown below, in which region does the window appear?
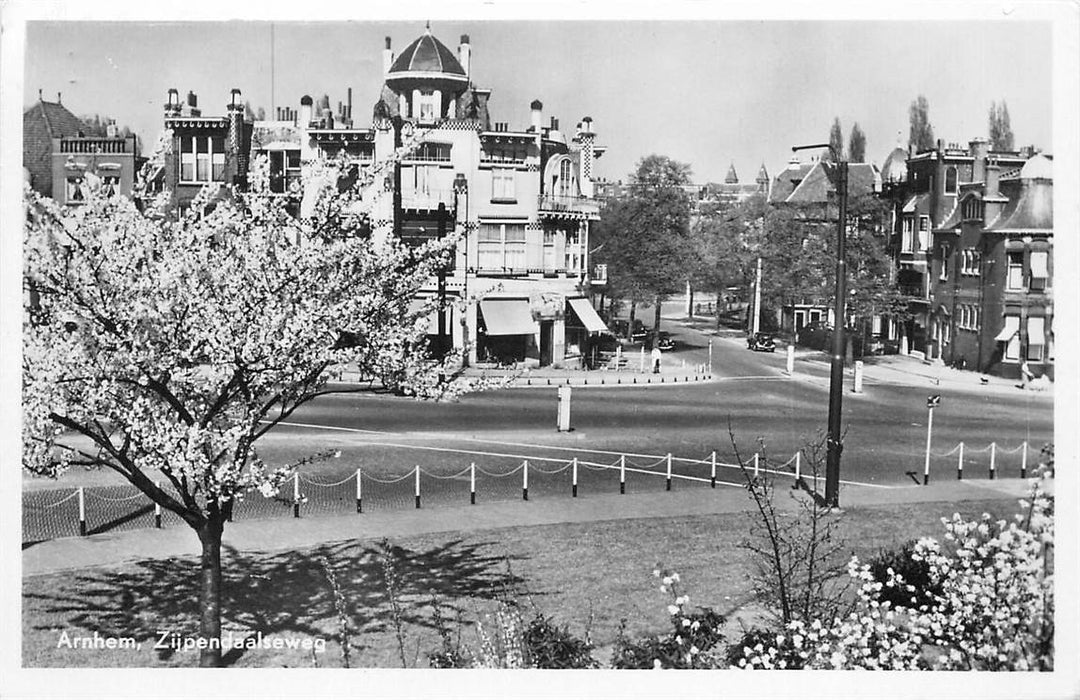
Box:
[944,166,958,194]
[1029,250,1049,291]
[959,306,969,330]
[101,175,120,197]
[939,245,949,281]
[65,176,85,203]
[413,142,452,162]
[961,249,982,276]
[565,227,582,273]
[555,159,574,197]
[901,217,915,252]
[477,223,527,271]
[1027,316,1045,361]
[962,197,984,221]
[1007,252,1024,290]
[491,169,516,202]
[179,135,226,183]
[918,216,930,252]
[1003,315,1021,360]
[543,229,556,270]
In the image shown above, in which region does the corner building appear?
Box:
[304,27,607,367]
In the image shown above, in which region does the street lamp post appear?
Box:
[792,143,848,509]
[453,173,469,367]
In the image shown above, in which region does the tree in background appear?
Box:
[591,155,693,336]
[244,101,267,122]
[688,195,761,328]
[827,118,845,162]
[22,138,469,666]
[848,123,867,163]
[908,95,935,153]
[988,100,1015,151]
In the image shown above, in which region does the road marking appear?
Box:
[269,420,894,489]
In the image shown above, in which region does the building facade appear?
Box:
[882,138,1051,378]
[157,27,607,368]
[24,93,139,205]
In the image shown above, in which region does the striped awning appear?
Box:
[480,299,535,336]
[995,316,1020,341]
[567,298,609,334]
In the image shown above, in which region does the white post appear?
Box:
[753,453,760,478]
[470,462,476,505]
[666,453,673,491]
[752,256,762,335]
[786,344,795,375]
[78,486,87,535]
[293,472,300,518]
[1021,441,1028,479]
[616,344,622,370]
[853,360,864,393]
[415,465,421,508]
[356,468,363,512]
[557,386,572,432]
[957,442,964,480]
[710,451,717,488]
[794,451,801,486]
[619,455,626,494]
[640,346,646,373]
[708,339,713,374]
[923,404,934,485]
[154,480,163,528]
[989,442,996,480]
[572,457,579,497]
[523,460,529,500]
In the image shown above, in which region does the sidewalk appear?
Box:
[22,476,1043,577]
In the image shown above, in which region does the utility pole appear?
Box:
[752,256,763,335]
[793,143,848,509]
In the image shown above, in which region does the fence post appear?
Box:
[619,455,626,494]
[957,442,964,481]
[710,451,717,488]
[293,473,300,518]
[793,451,802,488]
[470,462,476,505]
[989,442,996,480]
[415,466,421,509]
[1020,441,1028,479]
[753,453,760,479]
[572,458,579,498]
[78,487,87,536]
[666,453,673,491]
[154,481,163,529]
[356,468,363,513]
[523,460,529,501]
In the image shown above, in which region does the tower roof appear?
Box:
[388,28,466,78]
[724,163,738,184]
[881,147,908,183]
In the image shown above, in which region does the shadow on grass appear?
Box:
[25,538,527,666]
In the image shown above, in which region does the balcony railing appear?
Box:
[57,138,132,154]
[401,188,456,210]
[537,193,599,214]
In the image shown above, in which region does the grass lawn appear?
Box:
[23,497,1021,668]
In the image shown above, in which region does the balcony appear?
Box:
[537,193,599,220]
[401,188,457,211]
[57,138,133,154]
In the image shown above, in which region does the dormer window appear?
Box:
[944,166,958,194]
[418,92,437,123]
[962,197,984,222]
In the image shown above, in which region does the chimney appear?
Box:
[227,91,246,186]
[186,91,200,117]
[165,88,181,117]
[57,92,62,104]
[383,37,394,76]
[322,108,334,130]
[578,117,597,193]
[347,87,353,124]
[986,158,1001,198]
[300,95,313,127]
[228,88,242,113]
[550,116,559,131]
[106,119,118,138]
[969,137,989,182]
[458,34,471,78]
[530,99,543,133]
[582,116,593,135]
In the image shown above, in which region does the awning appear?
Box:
[1030,251,1049,278]
[567,298,609,334]
[1027,316,1045,345]
[480,299,535,336]
[995,316,1020,341]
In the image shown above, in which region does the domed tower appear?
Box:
[881,147,908,185]
[383,25,470,124]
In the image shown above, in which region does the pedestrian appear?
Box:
[1019,359,1034,389]
[651,344,662,374]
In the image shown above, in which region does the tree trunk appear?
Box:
[628,301,637,341]
[716,292,723,330]
[653,295,662,332]
[687,285,694,319]
[197,518,225,667]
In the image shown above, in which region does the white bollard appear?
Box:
[666,453,673,491]
[523,460,529,500]
[293,473,301,518]
[794,451,802,487]
[957,442,964,481]
[557,385,572,432]
[786,344,795,375]
[620,455,626,494]
[989,442,996,480]
[78,486,87,535]
[356,468,363,512]
[470,462,476,505]
[154,480,163,528]
[708,339,713,374]
[710,451,717,488]
[572,457,579,497]
[1021,441,1028,479]
[753,453,760,479]
[853,360,864,393]
[415,465,421,508]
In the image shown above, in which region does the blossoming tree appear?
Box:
[22,137,465,666]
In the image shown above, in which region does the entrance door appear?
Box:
[540,321,554,367]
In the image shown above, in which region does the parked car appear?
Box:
[796,321,833,350]
[630,321,649,343]
[609,319,630,338]
[656,331,676,351]
[747,332,776,352]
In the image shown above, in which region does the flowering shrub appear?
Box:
[866,540,941,611]
[735,479,1054,670]
[610,569,726,669]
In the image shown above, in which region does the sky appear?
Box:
[22,16,1053,186]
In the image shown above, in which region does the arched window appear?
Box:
[558,159,573,197]
[944,166,958,194]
